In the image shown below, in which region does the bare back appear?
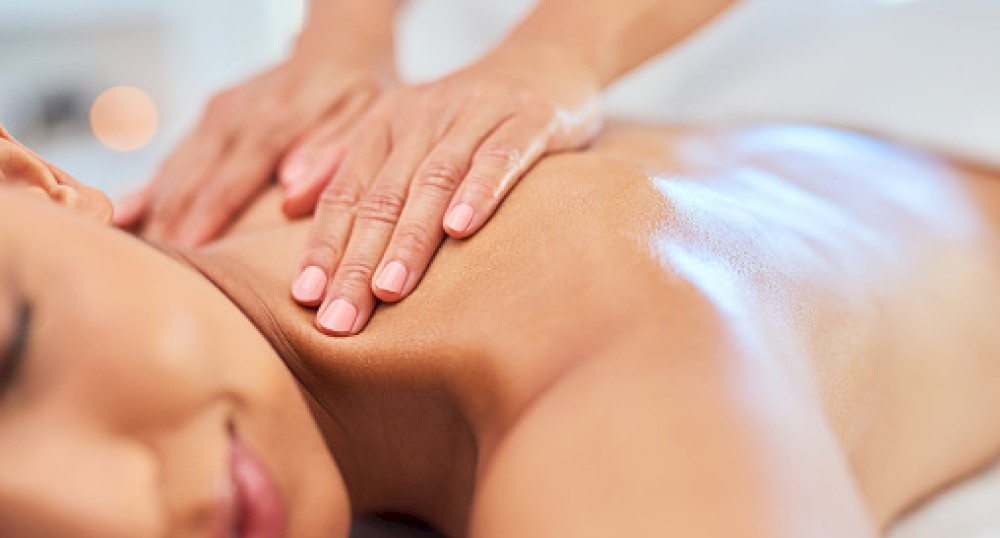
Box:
[192,124,1000,535]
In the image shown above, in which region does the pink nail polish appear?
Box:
[292,266,327,303]
[318,299,357,334]
[375,261,408,294]
[281,158,310,187]
[284,178,311,200]
[444,203,475,234]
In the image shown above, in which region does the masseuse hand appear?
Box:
[116,19,396,246]
[289,44,603,335]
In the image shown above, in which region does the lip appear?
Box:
[222,429,288,538]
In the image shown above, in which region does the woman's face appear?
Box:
[0,130,350,537]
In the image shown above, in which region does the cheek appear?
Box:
[0,419,163,538]
[44,317,219,429]
[16,228,350,535]
[37,270,234,430]
[7,296,237,536]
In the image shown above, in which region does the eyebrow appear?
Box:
[0,301,30,395]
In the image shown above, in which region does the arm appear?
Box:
[503,0,737,86]
[122,0,404,246]
[290,0,740,336]
[295,0,401,71]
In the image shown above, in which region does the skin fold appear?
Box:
[1,123,999,536]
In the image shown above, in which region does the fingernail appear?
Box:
[292,266,327,303]
[375,260,408,294]
[112,200,140,226]
[284,177,312,200]
[318,299,358,334]
[444,203,475,234]
[281,157,311,187]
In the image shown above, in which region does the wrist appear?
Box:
[295,38,395,73]
[292,0,397,71]
[483,39,604,100]
[497,10,617,87]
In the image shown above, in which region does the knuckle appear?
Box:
[334,258,376,285]
[318,184,363,212]
[467,82,490,101]
[513,90,542,106]
[481,144,522,168]
[418,94,449,120]
[460,172,499,202]
[302,243,342,271]
[203,187,244,215]
[253,124,292,152]
[415,161,464,193]
[393,225,435,256]
[523,102,555,124]
[203,91,237,123]
[357,189,405,224]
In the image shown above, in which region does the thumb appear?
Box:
[113,184,151,230]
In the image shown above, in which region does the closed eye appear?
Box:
[1,302,30,397]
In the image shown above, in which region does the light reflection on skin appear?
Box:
[491,100,605,200]
[646,124,994,377]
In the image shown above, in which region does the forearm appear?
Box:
[295,0,404,68]
[499,0,738,86]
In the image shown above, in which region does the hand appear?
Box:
[289,44,603,335]
[117,47,395,246]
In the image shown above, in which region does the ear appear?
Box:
[0,126,113,224]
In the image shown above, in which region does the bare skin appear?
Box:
[2,123,999,536]
[190,124,1000,535]
[121,0,741,337]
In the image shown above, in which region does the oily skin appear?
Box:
[0,134,349,537]
[289,0,739,337]
[123,0,740,339]
[3,124,1000,535]
[194,125,1000,534]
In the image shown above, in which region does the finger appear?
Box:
[168,123,293,247]
[143,88,248,240]
[370,109,505,302]
[280,97,375,219]
[444,115,551,238]
[292,119,390,309]
[314,127,435,335]
[279,91,374,192]
[143,126,230,242]
[112,185,151,230]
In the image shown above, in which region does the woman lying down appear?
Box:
[0,121,998,538]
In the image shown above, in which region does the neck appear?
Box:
[303,366,478,534]
[169,226,480,534]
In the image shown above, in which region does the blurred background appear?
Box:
[0,0,304,197]
[0,0,539,199]
[4,0,998,201]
